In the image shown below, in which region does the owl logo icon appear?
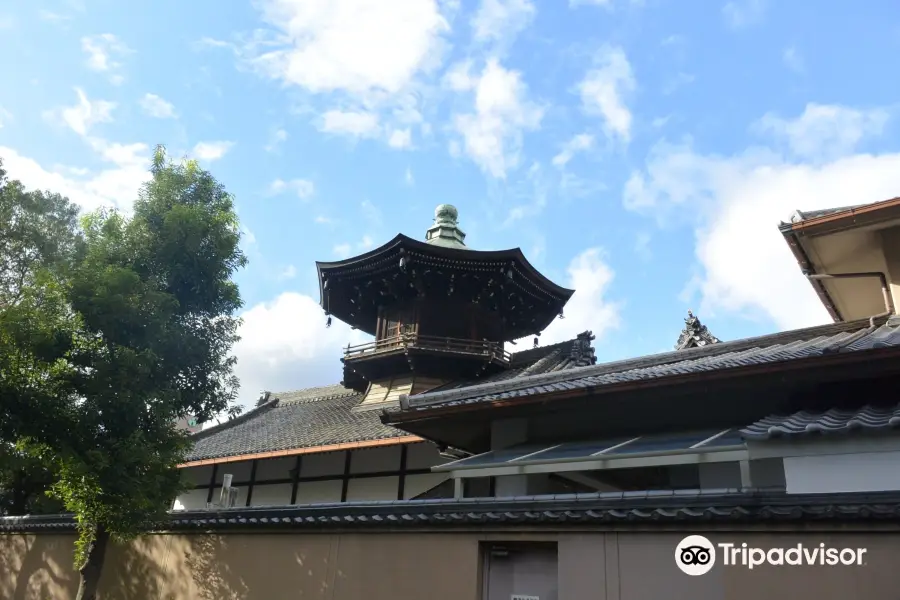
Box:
[675,535,716,576]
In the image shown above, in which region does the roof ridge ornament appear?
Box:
[675,310,721,350]
[425,204,467,249]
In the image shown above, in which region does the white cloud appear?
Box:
[232,292,369,409]
[722,0,765,29]
[16,90,151,212]
[43,88,116,136]
[623,104,900,331]
[265,128,288,152]
[245,0,450,97]
[191,141,234,162]
[577,46,635,143]
[269,178,315,199]
[552,133,594,168]
[39,10,71,23]
[471,0,535,47]
[783,47,804,73]
[537,248,620,344]
[0,144,149,213]
[278,265,297,280]
[388,128,413,149]
[81,34,131,84]
[405,166,415,186]
[139,93,177,119]
[570,0,613,6]
[319,110,381,137]
[332,243,353,258]
[360,198,383,226]
[450,58,544,178]
[753,103,889,162]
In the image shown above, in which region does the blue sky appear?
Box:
[2,0,900,409]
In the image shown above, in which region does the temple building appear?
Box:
[7,198,900,600]
[173,205,600,509]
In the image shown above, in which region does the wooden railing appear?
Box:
[344,333,511,363]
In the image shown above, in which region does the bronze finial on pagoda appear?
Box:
[425,204,467,249]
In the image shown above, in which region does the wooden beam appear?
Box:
[340,451,352,502]
[289,455,302,505]
[397,444,408,500]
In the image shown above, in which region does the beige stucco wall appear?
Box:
[3,529,900,599]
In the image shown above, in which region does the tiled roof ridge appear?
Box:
[189,398,280,442]
[6,489,900,532]
[405,316,890,408]
[276,386,359,406]
[742,403,900,440]
[508,335,577,364]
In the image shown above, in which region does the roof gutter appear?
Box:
[806,271,895,327]
[785,196,900,233]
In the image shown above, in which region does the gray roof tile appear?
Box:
[742,404,900,440]
[185,334,596,461]
[397,319,900,412]
[5,490,900,532]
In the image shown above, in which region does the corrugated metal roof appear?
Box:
[397,319,900,412]
[742,404,900,440]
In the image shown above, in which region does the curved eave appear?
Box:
[315,233,575,305]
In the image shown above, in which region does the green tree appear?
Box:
[0,148,247,599]
[0,159,82,518]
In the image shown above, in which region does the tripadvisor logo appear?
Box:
[675,535,716,576]
[675,535,868,575]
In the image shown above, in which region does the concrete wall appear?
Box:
[4,529,900,600]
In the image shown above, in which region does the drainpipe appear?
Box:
[805,272,895,327]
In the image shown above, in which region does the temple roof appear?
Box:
[184,334,597,462]
[386,315,900,416]
[316,205,574,341]
[675,310,720,350]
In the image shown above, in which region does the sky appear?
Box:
[2,0,900,412]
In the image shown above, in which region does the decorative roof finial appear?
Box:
[675,310,721,350]
[425,204,467,249]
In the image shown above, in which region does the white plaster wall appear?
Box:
[784,450,900,494]
[403,473,450,499]
[294,479,343,504]
[407,442,449,470]
[216,460,253,483]
[172,488,209,511]
[346,476,400,502]
[181,465,213,486]
[255,457,295,480]
[249,483,293,507]
[350,446,401,473]
[301,452,346,477]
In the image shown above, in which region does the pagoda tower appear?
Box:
[316,204,574,409]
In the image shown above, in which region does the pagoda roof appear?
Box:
[316,232,574,341]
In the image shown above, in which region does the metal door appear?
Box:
[483,543,558,600]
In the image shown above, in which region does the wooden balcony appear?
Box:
[344,334,511,364]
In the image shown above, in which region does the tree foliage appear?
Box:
[0,148,247,599]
